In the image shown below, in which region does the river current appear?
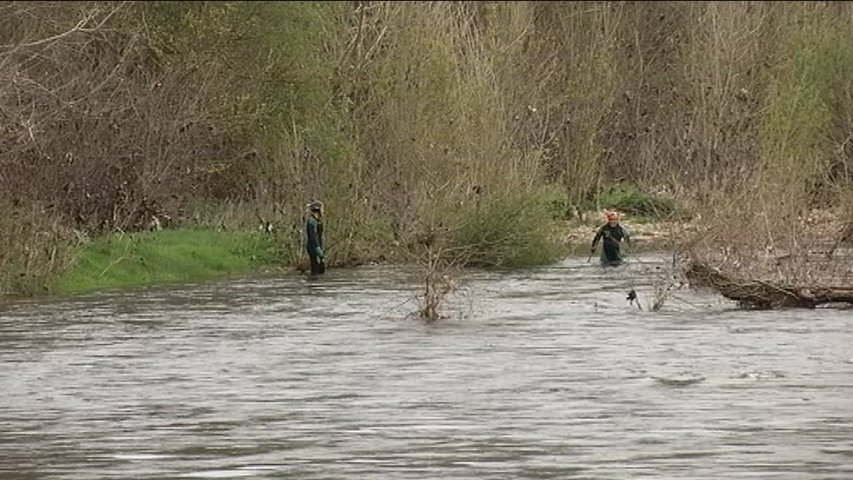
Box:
[1,254,851,479]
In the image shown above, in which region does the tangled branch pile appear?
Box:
[685,261,853,309]
[684,209,853,308]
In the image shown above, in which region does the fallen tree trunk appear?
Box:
[685,261,853,309]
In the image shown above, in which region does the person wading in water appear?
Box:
[305,201,325,275]
[591,211,630,266]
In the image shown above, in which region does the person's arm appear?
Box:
[591,226,604,251]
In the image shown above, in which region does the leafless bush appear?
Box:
[680,3,853,297]
[0,202,75,294]
[416,240,460,322]
[0,2,237,233]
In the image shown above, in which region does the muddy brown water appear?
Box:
[1,254,852,479]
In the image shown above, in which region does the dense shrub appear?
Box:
[597,183,682,220]
[447,190,563,268]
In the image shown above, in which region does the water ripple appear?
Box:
[1,255,852,479]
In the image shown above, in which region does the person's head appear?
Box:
[308,201,323,217]
[606,211,619,225]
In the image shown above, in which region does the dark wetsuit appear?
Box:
[591,223,630,264]
[305,215,325,275]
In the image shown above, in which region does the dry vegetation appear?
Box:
[1,2,852,307]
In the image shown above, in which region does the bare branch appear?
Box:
[0,2,127,56]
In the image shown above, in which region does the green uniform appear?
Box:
[305,215,325,275]
[591,223,630,266]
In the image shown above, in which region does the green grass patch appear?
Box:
[53,228,283,294]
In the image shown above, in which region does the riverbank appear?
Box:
[564,213,700,254]
[52,229,284,295]
[44,214,685,296]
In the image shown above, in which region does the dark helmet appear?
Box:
[308,201,323,213]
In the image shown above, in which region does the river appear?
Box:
[1,254,852,479]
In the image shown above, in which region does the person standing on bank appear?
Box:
[305,201,325,275]
[591,211,630,265]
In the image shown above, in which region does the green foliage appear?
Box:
[53,229,283,294]
[540,184,574,221]
[759,9,853,201]
[321,200,398,267]
[592,183,682,220]
[448,189,564,268]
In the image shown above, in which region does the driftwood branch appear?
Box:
[685,261,853,309]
